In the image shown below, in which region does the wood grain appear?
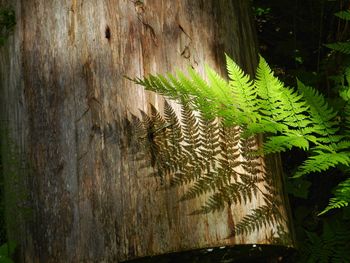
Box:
[0,0,294,262]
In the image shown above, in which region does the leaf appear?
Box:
[297,81,339,138]
[132,54,332,237]
[325,42,350,55]
[262,133,310,154]
[0,241,16,257]
[0,256,15,263]
[225,54,259,123]
[294,152,350,178]
[319,177,350,215]
[335,10,350,21]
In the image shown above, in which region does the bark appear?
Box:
[0,0,294,262]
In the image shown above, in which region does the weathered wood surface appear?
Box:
[0,0,294,262]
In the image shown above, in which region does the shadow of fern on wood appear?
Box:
[130,101,289,239]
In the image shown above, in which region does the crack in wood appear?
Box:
[178,24,192,40]
[138,17,158,46]
[132,0,158,46]
[181,46,191,59]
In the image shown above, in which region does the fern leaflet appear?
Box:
[319,178,350,215]
[325,42,350,55]
[335,10,350,20]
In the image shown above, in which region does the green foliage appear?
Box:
[135,55,343,173]
[335,10,350,20]
[133,52,350,216]
[132,10,350,262]
[325,42,350,55]
[291,81,349,179]
[0,241,16,263]
[295,151,350,178]
[312,10,350,215]
[252,6,271,16]
[320,178,350,215]
[251,1,350,261]
[298,215,350,263]
[0,7,15,46]
[296,81,339,138]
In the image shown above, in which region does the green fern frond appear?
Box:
[131,55,333,237]
[225,54,260,123]
[325,42,350,55]
[319,199,348,216]
[133,55,292,129]
[176,67,239,124]
[205,65,233,104]
[304,231,332,263]
[186,67,236,121]
[133,74,179,100]
[297,81,339,138]
[251,56,312,143]
[332,140,350,151]
[319,177,350,215]
[174,70,215,113]
[244,120,287,137]
[278,87,310,129]
[301,219,350,263]
[262,133,310,154]
[294,151,350,178]
[335,10,350,20]
[254,56,285,120]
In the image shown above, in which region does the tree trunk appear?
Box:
[0,0,295,262]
